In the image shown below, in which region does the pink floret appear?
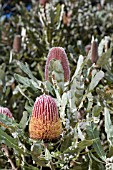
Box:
[0,107,13,118]
[32,94,59,123]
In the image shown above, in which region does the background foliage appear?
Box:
[0,0,113,169]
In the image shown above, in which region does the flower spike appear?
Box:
[91,41,98,64]
[29,94,62,141]
[13,35,21,53]
[0,107,13,118]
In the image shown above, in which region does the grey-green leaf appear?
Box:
[97,48,112,67]
[89,70,104,91]
[104,107,113,146]
[86,122,106,161]
[19,111,28,129]
[92,105,102,117]
[0,128,24,154]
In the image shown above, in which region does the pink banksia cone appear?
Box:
[0,107,12,118]
[29,94,62,140]
[45,47,70,82]
[91,41,98,64]
[13,35,21,53]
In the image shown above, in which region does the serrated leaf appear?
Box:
[104,107,113,146]
[0,114,13,127]
[49,60,64,92]
[89,152,105,164]
[25,103,33,115]
[31,156,47,167]
[72,55,84,80]
[53,60,64,74]
[47,27,52,44]
[17,85,34,104]
[49,59,64,78]
[16,61,42,87]
[70,74,84,108]
[105,72,113,83]
[54,4,61,24]
[108,146,113,157]
[0,128,24,154]
[77,140,94,153]
[97,48,112,67]
[19,111,28,129]
[86,92,93,112]
[45,148,52,160]
[23,164,40,170]
[98,39,105,57]
[14,74,39,91]
[92,105,102,117]
[86,122,106,161]
[60,133,73,152]
[0,69,5,82]
[45,81,55,96]
[89,70,104,91]
[31,142,42,155]
[64,139,94,155]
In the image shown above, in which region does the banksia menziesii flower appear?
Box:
[45,47,70,82]
[13,35,21,53]
[0,107,12,118]
[91,41,98,64]
[29,94,62,140]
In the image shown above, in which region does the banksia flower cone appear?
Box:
[13,35,21,53]
[0,107,12,118]
[29,94,62,140]
[45,47,70,82]
[91,41,98,64]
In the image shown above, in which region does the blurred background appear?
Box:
[0,1,113,169]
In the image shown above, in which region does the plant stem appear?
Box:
[1,144,17,170]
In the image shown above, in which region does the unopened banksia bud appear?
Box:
[45,47,70,82]
[13,35,21,53]
[0,107,12,118]
[29,94,62,140]
[91,41,98,64]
